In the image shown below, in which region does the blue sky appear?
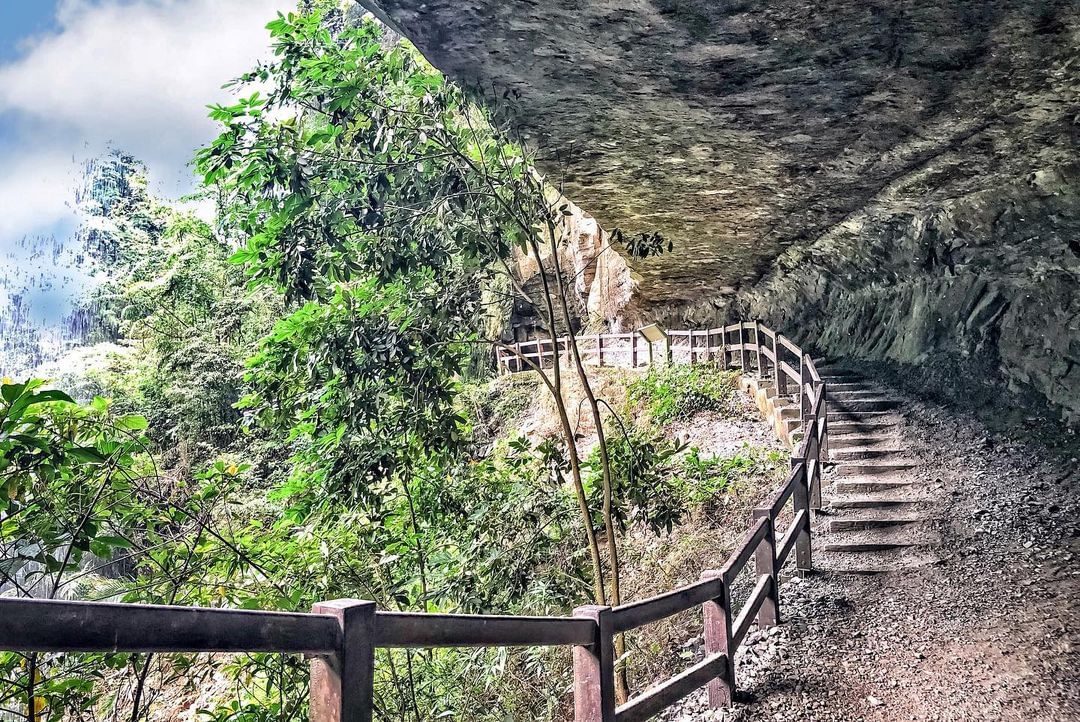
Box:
[0,2,61,63]
[0,0,293,251]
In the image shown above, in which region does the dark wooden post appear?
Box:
[631,334,638,368]
[701,570,734,708]
[310,599,375,722]
[819,381,829,463]
[665,335,673,366]
[774,334,786,395]
[754,321,766,379]
[689,330,696,364]
[791,459,812,572]
[738,322,748,371]
[751,512,780,627]
[719,328,729,370]
[573,605,616,722]
[597,334,605,367]
[800,355,809,424]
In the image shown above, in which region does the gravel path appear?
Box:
[662,382,1080,721]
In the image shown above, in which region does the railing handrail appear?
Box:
[1,320,827,722]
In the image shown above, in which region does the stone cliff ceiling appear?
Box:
[362,0,1076,310]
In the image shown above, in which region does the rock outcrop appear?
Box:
[362,0,1080,419]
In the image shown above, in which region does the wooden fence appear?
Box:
[496,323,775,374]
[0,322,826,722]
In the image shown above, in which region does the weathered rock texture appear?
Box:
[362,0,1080,418]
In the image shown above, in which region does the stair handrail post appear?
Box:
[820,380,829,463]
[790,456,813,573]
[738,321,748,371]
[310,599,376,722]
[597,334,604,367]
[572,605,616,722]
[750,510,780,627]
[720,326,729,370]
[701,569,735,708]
[774,333,786,396]
[800,354,808,423]
[754,321,766,380]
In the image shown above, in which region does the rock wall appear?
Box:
[737,164,1080,423]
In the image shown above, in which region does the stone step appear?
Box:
[828,398,903,412]
[825,492,931,509]
[814,547,946,574]
[776,404,802,420]
[829,447,907,460]
[827,411,902,424]
[832,479,916,494]
[825,382,882,392]
[831,460,918,476]
[827,436,900,451]
[819,524,941,550]
[822,515,931,532]
[830,389,892,400]
[818,368,862,380]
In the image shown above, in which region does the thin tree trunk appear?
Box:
[541,215,631,702]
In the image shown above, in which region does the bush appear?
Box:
[628,363,740,425]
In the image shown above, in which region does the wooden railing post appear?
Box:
[719,328,729,370]
[573,605,616,722]
[753,321,765,379]
[701,570,734,708]
[819,381,829,463]
[800,355,809,423]
[310,599,375,722]
[791,458,812,572]
[597,334,605,367]
[750,512,780,627]
[738,322,748,371]
[774,333,786,395]
[631,334,638,368]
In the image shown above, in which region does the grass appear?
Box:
[628,362,741,426]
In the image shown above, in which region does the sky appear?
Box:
[0,0,294,250]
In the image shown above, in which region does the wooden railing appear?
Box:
[0,322,827,722]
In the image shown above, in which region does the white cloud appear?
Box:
[0,0,293,247]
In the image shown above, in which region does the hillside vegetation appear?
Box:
[0,5,788,721]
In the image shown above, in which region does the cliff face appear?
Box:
[739,166,1080,422]
[363,0,1080,421]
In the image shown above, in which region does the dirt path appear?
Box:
[664,377,1080,721]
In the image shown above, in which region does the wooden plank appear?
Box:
[0,598,339,655]
[374,612,595,648]
[805,357,821,383]
[721,517,769,584]
[759,345,776,363]
[757,326,776,340]
[730,575,772,650]
[780,361,800,385]
[611,576,724,633]
[778,335,801,355]
[615,653,728,722]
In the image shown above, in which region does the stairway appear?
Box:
[813,367,942,573]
